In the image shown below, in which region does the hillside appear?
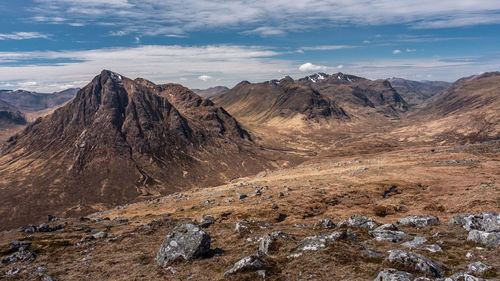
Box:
[0,70,281,230]
[391,72,500,144]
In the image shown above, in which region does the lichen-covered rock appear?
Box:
[402,236,427,248]
[224,251,266,276]
[259,231,292,254]
[235,221,251,234]
[387,250,447,277]
[373,268,415,281]
[449,213,500,232]
[92,232,108,239]
[297,231,346,251]
[435,272,488,281]
[421,244,443,253]
[467,230,500,247]
[397,216,440,227]
[1,249,36,264]
[314,219,335,229]
[370,230,409,242]
[467,261,492,274]
[343,215,378,229]
[156,224,211,267]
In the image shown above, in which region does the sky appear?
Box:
[0,0,499,92]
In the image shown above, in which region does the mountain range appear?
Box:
[0,70,499,230]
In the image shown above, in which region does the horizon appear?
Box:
[1,0,500,92]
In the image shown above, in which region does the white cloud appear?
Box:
[0,32,49,40]
[198,75,212,81]
[406,48,416,52]
[299,62,326,72]
[300,45,357,51]
[393,49,402,54]
[242,27,286,36]
[28,0,500,37]
[337,64,344,69]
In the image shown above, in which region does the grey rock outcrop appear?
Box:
[156,224,211,267]
[387,250,447,277]
[373,268,415,281]
[224,251,266,276]
[402,236,428,248]
[297,231,346,251]
[397,216,440,227]
[449,213,499,232]
[341,215,378,229]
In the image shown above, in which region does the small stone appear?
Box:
[238,194,248,200]
[92,232,108,239]
[199,216,215,228]
[421,244,443,253]
[278,192,285,197]
[465,252,473,259]
[235,222,251,234]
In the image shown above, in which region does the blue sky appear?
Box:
[0,0,499,92]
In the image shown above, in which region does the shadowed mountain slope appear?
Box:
[388,77,450,108]
[214,76,348,126]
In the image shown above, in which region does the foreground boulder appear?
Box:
[387,250,447,277]
[467,230,500,247]
[397,216,440,227]
[467,262,492,274]
[449,213,500,232]
[374,268,415,281]
[156,224,211,267]
[224,251,266,276]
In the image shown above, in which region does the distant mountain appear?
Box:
[213,76,348,126]
[0,88,79,112]
[192,86,229,98]
[388,77,450,107]
[0,70,270,230]
[0,99,26,126]
[297,73,408,119]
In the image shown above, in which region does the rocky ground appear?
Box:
[0,141,499,280]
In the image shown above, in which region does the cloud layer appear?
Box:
[30,0,500,36]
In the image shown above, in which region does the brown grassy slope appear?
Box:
[0,141,498,280]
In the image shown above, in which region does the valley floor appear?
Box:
[0,141,499,280]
